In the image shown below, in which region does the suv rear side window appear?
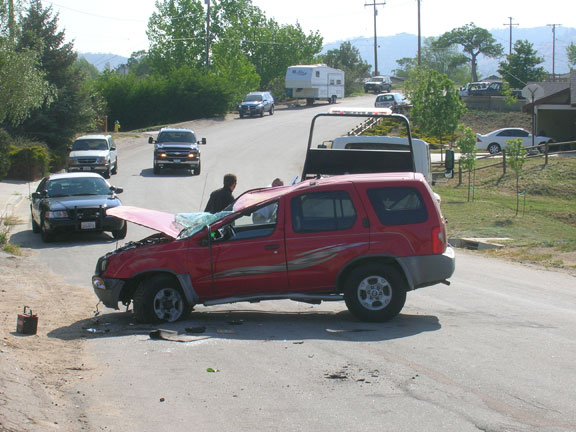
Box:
[291,191,356,233]
[367,187,428,226]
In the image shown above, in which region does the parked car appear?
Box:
[468,81,523,98]
[364,76,392,93]
[459,81,489,97]
[238,91,275,117]
[374,92,410,113]
[92,173,455,323]
[30,172,126,242]
[148,128,206,175]
[475,128,554,154]
[67,134,118,178]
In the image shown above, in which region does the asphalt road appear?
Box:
[12,94,576,431]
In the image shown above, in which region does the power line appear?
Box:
[547,23,561,75]
[503,17,519,55]
[364,1,386,76]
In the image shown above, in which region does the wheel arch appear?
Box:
[336,255,412,293]
[121,270,198,306]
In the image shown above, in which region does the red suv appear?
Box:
[92,173,454,323]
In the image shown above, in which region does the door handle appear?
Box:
[265,244,279,250]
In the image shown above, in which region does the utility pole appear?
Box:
[417,0,421,66]
[205,0,211,72]
[547,23,561,76]
[503,17,519,55]
[365,1,386,76]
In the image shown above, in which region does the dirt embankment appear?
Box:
[0,250,97,432]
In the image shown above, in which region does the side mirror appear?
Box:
[31,191,42,199]
[110,186,123,194]
[444,149,455,179]
[110,145,116,151]
[200,138,207,145]
[148,136,154,144]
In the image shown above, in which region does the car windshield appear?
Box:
[72,139,108,151]
[157,132,196,143]
[47,177,111,197]
[176,211,234,239]
[243,94,263,102]
[372,77,384,82]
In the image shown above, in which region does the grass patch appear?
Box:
[0,215,21,255]
[434,156,576,268]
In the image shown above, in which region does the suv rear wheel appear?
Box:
[134,275,188,323]
[344,264,406,322]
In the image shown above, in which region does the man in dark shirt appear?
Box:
[204,173,237,213]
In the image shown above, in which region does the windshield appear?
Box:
[243,94,263,102]
[47,177,111,197]
[72,139,108,151]
[176,211,234,239]
[157,131,196,143]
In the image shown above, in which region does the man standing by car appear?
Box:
[204,174,237,213]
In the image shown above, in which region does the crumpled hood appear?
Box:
[69,150,109,158]
[107,206,184,238]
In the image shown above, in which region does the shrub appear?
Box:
[8,144,50,181]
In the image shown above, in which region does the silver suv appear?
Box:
[238,91,275,118]
[67,135,118,178]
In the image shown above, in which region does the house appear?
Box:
[522,71,576,142]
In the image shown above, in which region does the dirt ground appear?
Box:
[0,249,97,432]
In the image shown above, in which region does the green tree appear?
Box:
[74,57,99,80]
[392,56,417,79]
[455,125,477,201]
[0,38,53,125]
[125,49,152,76]
[404,67,466,146]
[14,0,97,153]
[435,23,503,82]
[506,138,527,216]
[498,40,546,89]
[322,41,370,95]
[566,42,576,70]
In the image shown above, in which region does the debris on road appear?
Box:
[149,329,209,342]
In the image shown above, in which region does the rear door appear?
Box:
[284,183,370,292]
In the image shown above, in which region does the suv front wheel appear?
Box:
[133,274,188,323]
[343,264,406,322]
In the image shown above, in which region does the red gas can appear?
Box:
[16,306,38,335]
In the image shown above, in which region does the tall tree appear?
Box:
[404,67,466,145]
[322,41,370,95]
[435,23,503,82]
[498,40,546,88]
[566,42,576,70]
[14,0,96,152]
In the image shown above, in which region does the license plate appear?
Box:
[173,159,181,163]
[82,167,91,171]
[81,221,96,229]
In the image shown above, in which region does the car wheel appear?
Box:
[331,96,337,104]
[306,98,314,106]
[103,168,111,179]
[111,160,118,175]
[31,208,40,233]
[153,163,160,175]
[40,218,55,243]
[488,143,501,154]
[343,264,406,322]
[194,162,201,176]
[133,275,188,323]
[239,112,244,118]
[260,109,264,117]
[111,221,127,239]
[269,105,274,115]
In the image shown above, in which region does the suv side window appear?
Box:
[291,191,356,233]
[367,187,428,226]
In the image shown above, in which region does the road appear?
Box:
[11,94,576,431]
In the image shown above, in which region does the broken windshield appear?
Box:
[176,211,234,239]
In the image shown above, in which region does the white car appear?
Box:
[374,92,410,113]
[475,128,554,154]
[67,134,118,178]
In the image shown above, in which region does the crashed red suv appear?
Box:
[92,173,455,323]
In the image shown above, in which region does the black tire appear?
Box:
[239,112,244,118]
[112,221,127,239]
[194,162,201,176]
[331,95,337,104]
[343,264,407,322]
[306,98,314,106]
[111,160,118,175]
[31,208,40,233]
[133,275,188,323]
[40,218,55,243]
[259,109,264,117]
[269,105,274,115]
[153,163,160,175]
[488,143,501,155]
[102,168,111,179]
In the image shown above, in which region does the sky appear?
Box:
[45,0,574,58]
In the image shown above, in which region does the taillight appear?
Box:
[432,226,445,254]
[476,137,481,142]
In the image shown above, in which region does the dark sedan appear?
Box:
[30,172,126,242]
